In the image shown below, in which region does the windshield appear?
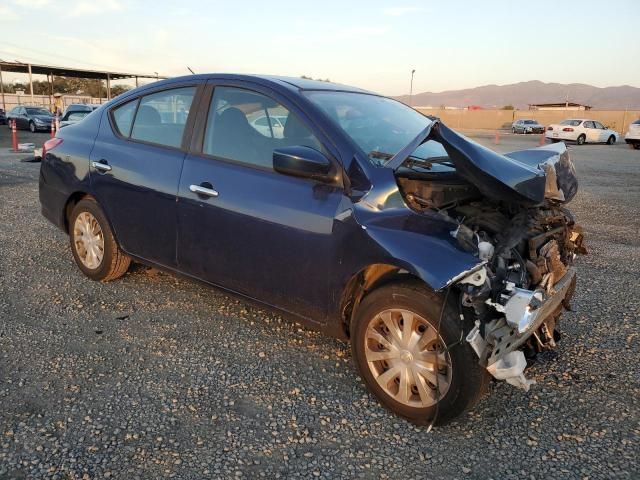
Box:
[524,120,537,124]
[26,108,51,116]
[304,91,451,169]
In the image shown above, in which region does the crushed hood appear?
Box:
[386,121,578,206]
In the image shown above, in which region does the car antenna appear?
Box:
[187,66,196,74]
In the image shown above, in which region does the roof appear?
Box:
[0,60,164,80]
[156,73,372,94]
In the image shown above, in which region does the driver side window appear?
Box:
[203,87,322,169]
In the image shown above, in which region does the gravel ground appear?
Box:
[0,129,638,479]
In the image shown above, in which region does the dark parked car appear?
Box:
[511,119,545,134]
[0,108,6,125]
[39,74,585,425]
[7,105,53,132]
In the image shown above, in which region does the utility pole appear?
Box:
[409,69,416,107]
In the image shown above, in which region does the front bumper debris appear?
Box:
[465,267,577,389]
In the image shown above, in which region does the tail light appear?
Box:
[42,137,63,158]
[562,127,574,132]
[547,126,553,131]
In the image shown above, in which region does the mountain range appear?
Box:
[394,81,640,110]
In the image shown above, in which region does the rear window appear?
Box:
[633,119,640,125]
[560,120,582,126]
[130,87,195,148]
[112,99,139,136]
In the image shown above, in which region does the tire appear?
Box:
[576,134,586,145]
[512,128,516,134]
[607,135,615,145]
[634,143,640,150]
[350,281,489,426]
[551,139,560,143]
[29,121,36,133]
[69,197,130,281]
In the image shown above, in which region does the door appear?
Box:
[176,84,344,322]
[17,107,28,129]
[583,121,599,143]
[593,121,608,142]
[90,85,199,267]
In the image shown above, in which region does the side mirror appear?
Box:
[273,146,332,180]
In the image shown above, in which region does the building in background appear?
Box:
[528,102,592,111]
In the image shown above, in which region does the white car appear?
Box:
[545,119,618,145]
[624,119,640,150]
[250,114,287,138]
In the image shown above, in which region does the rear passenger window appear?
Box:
[112,99,138,137]
[130,87,195,148]
[203,87,322,169]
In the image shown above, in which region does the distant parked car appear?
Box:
[6,106,53,132]
[0,108,6,125]
[624,119,640,150]
[62,103,99,117]
[546,119,618,145]
[249,114,287,138]
[512,119,544,134]
[59,109,95,128]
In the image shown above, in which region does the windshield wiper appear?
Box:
[369,150,453,170]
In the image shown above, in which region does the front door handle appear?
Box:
[189,183,219,198]
[91,161,112,172]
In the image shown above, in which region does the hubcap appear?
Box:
[364,309,452,408]
[73,212,104,269]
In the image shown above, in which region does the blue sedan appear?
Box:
[39,74,584,425]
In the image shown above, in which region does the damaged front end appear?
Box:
[393,121,586,391]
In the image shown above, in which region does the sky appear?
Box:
[0,0,639,96]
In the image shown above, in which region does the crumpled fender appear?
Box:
[353,175,484,290]
[363,217,484,290]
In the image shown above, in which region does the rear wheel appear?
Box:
[350,281,489,426]
[607,135,616,145]
[576,134,586,145]
[69,197,130,281]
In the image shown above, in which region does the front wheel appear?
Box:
[350,282,489,426]
[29,121,36,133]
[634,143,640,150]
[607,135,616,145]
[69,197,131,281]
[576,134,586,145]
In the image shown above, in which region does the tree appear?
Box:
[1,78,131,97]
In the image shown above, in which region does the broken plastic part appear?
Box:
[478,241,494,261]
[458,266,487,287]
[465,321,487,359]
[486,350,536,391]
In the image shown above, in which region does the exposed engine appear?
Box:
[397,174,586,390]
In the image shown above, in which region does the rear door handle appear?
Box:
[189,183,219,198]
[91,161,112,172]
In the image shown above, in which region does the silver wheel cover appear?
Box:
[73,212,104,270]
[364,309,452,408]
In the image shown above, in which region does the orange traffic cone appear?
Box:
[539,133,545,146]
[494,131,500,145]
[50,118,55,138]
[11,120,18,152]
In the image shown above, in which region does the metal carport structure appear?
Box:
[0,60,165,111]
